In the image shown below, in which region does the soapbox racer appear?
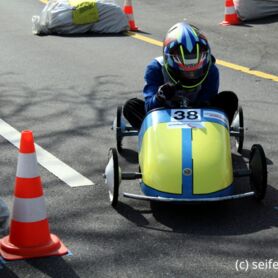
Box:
[104,104,267,208]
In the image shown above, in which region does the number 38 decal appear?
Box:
[171,109,201,122]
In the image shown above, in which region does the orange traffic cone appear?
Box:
[123,0,138,31]
[0,130,68,260]
[220,0,241,26]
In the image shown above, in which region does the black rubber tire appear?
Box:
[116,106,123,153]
[107,148,119,207]
[249,144,267,201]
[236,106,244,154]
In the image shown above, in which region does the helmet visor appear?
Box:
[164,50,211,88]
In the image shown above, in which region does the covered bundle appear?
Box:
[32,0,129,35]
[234,0,278,21]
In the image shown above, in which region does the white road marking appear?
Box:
[0,119,94,187]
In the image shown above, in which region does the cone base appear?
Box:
[0,234,68,261]
[128,22,138,31]
[220,19,241,26]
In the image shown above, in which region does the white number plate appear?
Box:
[170,109,201,122]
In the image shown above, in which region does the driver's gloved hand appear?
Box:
[196,100,211,108]
[156,82,176,102]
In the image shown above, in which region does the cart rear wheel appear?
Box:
[104,148,120,207]
[249,144,267,201]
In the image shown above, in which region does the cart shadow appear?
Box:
[149,191,278,236]
[116,187,278,236]
[115,201,150,226]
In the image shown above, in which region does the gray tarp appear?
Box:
[234,0,278,21]
[32,0,129,35]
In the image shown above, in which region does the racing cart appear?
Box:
[104,102,267,208]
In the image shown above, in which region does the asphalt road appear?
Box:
[0,0,277,277]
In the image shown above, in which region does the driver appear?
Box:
[123,22,238,130]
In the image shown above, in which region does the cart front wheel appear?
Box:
[249,144,267,201]
[104,148,120,207]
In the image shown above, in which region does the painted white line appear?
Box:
[0,119,94,187]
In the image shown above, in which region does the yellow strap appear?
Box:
[69,0,95,6]
[70,1,99,25]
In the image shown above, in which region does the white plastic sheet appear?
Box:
[32,0,129,35]
[234,0,278,21]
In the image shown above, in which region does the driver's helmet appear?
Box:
[163,22,212,89]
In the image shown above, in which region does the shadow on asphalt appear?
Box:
[27,256,80,278]
[115,186,278,237]
[53,32,129,38]
[49,29,151,38]
[0,265,19,278]
[119,148,138,164]
[228,14,278,28]
[0,255,79,278]
[245,14,278,25]
[149,190,278,235]
[115,202,150,227]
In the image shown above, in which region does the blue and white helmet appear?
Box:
[163,22,212,89]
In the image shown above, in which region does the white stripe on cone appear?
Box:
[124,0,132,6]
[12,196,47,223]
[127,13,135,21]
[225,7,236,15]
[16,153,39,178]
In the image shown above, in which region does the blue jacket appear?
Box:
[143,56,219,111]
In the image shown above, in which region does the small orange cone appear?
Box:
[0,130,68,260]
[123,0,138,31]
[220,0,241,26]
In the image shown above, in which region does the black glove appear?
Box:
[156,82,176,102]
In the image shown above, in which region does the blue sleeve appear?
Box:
[143,59,165,111]
[198,61,219,102]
